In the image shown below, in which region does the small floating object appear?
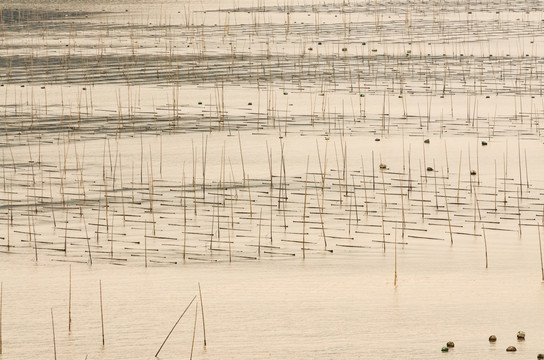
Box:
[308,47,313,51]
[318,41,322,45]
[517,331,526,340]
[362,42,366,45]
[283,92,288,95]
[374,138,380,141]
[379,163,387,169]
[489,335,497,342]
[360,94,365,97]
[248,102,252,105]
[506,346,517,352]
[470,170,477,175]
[447,341,455,348]
[198,101,202,105]
[537,354,544,359]
[342,47,347,51]
[427,166,433,171]
[441,346,449,352]
[424,139,430,144]
[481,141,487,146]
[372,49,377,52]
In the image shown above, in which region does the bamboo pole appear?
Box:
[155,296,196,357]
[442,168,453,245]
[51,308,57,360]
[394,222,397,286]
[190,302,198,360]
[198,283,207,346]
[539,223,544,281]
[482,224,488,269]
[99,280,105,346]
[68,265,72,331]
[302,156,309,259]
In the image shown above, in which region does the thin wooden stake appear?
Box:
[68,265,72,331]
[99,280,105,346]
[482,224,488,269]
[51,308,57,360]
[302,156,309,259]
[538,223,544,281]
[144,220,148,268]
[198,283,207,347]
[188,301,199,360]
[442,168,454,245]
[155,296,196,357]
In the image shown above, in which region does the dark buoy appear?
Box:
[489,335,497,342]
[424,139,430,144]
[441,346,449,352]
[427,166,433,171]
[446,341,454,348]
[470,170,477,175]
[482,141,488,146]
[506,346,517,352]
[198,101,202,105]
[374,138,380,141]
[537,354,544,359]
[379,163,387,169]
[517,331,525,340]
[248,102,252,106]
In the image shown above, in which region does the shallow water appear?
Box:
[1,0,544,358]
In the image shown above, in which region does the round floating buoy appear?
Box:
[424,139,430,144]
[379,163,387,169]
[360,94,365,97]
[441,346,449,352]
[506,346,517,352]
[198,101,202,105]
[447,341,455,348]
[470,170,477,175]
[374,138,380,141]
[427,166,433,171]
[248,102,252,106]
[517,331,525,340]
[482,141,488,146]
[489,335,497,342]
